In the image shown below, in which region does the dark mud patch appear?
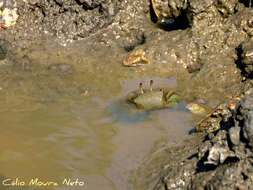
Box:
[156,10,190,31]
[16,0,120,43]
[131,134,203,190]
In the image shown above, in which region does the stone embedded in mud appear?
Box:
[229,126,241,146]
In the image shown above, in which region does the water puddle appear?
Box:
[0,43,196,190]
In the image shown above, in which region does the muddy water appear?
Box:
[0,43,195,190]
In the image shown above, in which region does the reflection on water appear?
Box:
[0,44,194,190]
[108,100,188,125]
[108,101,148,123]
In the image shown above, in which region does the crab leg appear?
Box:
[196,104,222,126]
[142,57,151,65]
[149,80,153,91]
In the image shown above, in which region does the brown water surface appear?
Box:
[0,42,195,190]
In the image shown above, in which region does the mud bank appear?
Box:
[133,96,253,190]
[1,0,253,99]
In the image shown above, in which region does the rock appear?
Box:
[205,144,236,165]
[192,160,253,190]
[236,97,253,146]
[229,126,241,146]
[202,129,237,165]
[241,39,253,76]
[243,110,253,146]
[151,0,187,23]
[239,96,253,110]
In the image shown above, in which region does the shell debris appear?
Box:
[0,0,19,27]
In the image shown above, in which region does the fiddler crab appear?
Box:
[123,49,150,67]
[127,80,209,112]
[127,80,241,134]
[127,80,180,110]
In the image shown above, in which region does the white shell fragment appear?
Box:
[0,0,20,27]
[205,145,236,165]
[1,7,19,27]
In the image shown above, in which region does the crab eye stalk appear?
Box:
[150,0,160,23]
[139,83,144,94]
[150,80,153,91]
